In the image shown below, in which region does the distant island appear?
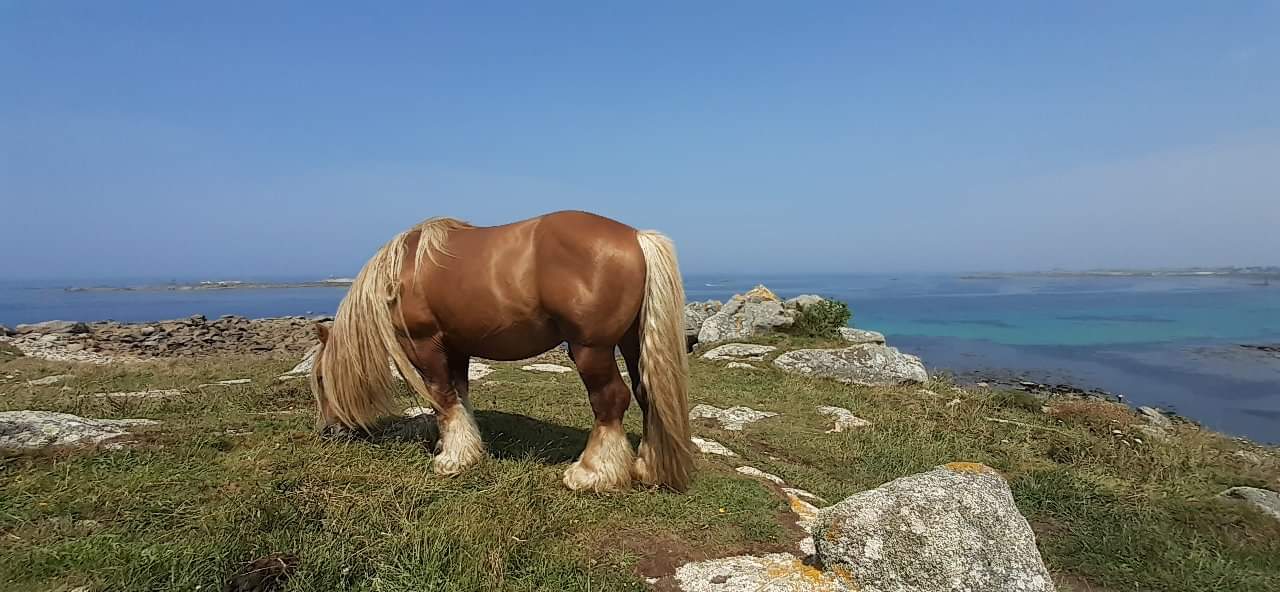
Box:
[63,278,355,293]
[959,266,1278,281]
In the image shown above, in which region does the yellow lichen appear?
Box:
[744,284,781,301]
[944,461,996,474]
[788,494,817,519]
[763,558,845,591]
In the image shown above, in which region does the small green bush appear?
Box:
[788,299,852,338]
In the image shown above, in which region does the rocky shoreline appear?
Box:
[0,284,1257,442]
[61,278,354,292]
[0,315,327,363]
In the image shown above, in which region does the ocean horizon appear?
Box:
[3,273,1277,442]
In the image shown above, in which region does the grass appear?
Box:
[1,347,1278,592]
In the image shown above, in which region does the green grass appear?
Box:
[1,351,1278,592]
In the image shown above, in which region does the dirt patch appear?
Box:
[224,552,298,592]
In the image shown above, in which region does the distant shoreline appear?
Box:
[63,279,355,293]
[959,268,1278,281]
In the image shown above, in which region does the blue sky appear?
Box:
[2,1,1277,279]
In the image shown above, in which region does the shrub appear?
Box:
[788,299,852,339]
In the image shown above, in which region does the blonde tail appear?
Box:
[635,231,695,491]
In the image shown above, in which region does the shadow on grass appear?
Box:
[336,411,603,465]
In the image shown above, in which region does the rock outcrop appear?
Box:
[813,463,1055,592]
[698,286,796,344]
[701,343,777,361]
[816,406,871,432]
[685,300,723,343]
[785,294,826,309]
[838,327,885,345]
[690,404,778,431]
[0,411,158,450]
[1219,486,1280,523]
[2,315,325,362]
[773,345,927,386]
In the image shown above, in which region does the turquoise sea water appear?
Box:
[2,274,1278,441]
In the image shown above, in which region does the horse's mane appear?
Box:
[314,217,472,429]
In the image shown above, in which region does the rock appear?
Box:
[816,406,872,433]
[674,552,850,592]
[65,343,86,352]
[0,411,158,449]
[685,300,723,337]
[735,465,786,485]
[690,404,778,431]
[39,334,60,343]
[838,327,886,345]
[82,389,182,400]
[698,287,796,344]
[26,374,74,386]
[14,320,89,335]
[1219,486,1280,522]
[1137,406,1172,428]
[701,343,777,361]
[0,324,11,336]
[726,362,757,370]
[773,345,928,386]
[782,487,828,505]
[468,361,495,380]
[520,363,574,374]
[283,345,320,376]
[1233,450,1264,465]
[1133,424,1170,442]
[691,436,737,457]
[785,294,826,309]
[200,379,252,387]
[813,463,1054,592]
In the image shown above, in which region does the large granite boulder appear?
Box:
[698,286,796,344]
[813,463,1055,592]
[684,300,723,350]
[773,344,927,386]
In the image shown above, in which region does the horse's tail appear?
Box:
[635,230,695,491]
[314,218,470,430]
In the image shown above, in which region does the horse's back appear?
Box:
[416,211,647,358]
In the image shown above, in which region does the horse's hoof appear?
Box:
[432,448,484,476]
[631,456,655,485]
[563,460,630,493]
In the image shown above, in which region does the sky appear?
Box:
[2,1,1278,279]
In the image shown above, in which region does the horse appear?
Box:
[309,210,694,492]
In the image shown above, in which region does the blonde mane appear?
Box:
[313,217,473,429]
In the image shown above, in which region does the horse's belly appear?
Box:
[448,317,564,362]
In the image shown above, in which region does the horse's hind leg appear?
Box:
[564,344,634,492]
[412,349,485,476]
[619,325,653,482]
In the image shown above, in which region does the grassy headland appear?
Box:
[1,339,1277,591]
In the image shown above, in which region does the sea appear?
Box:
[2,274,1278,443]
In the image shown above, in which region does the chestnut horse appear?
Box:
[310,211,693,492]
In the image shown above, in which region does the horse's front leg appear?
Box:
[564,344,635,492]
[412,349,485,476]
